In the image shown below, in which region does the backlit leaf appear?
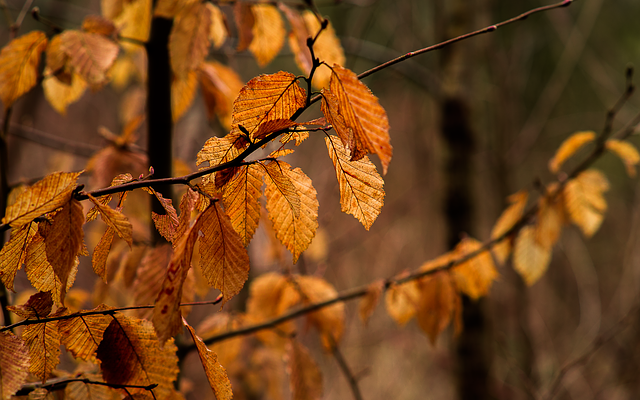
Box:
[231,71,306,141]
[322,65,392,174]
[286,339,323,400]
[359,280,384,325]
[154,0,198,18]
[548,131,595,173]
[199,61,243,129]
[606,139,640,177]
[184,320,233,400]
[97,315,179,399]
[0,221,37,291]
[172,70,198,121]
[43,72,87,115]
[82,15,117,37]
[385,279,420,326]
[88,194,133,247]
[564,169,609,237]
[23,309,62,382]
[206,3,228,49]
[58,304,113,361]
[198,203,250,306]
[416,271,460,346]
[279,4,311,75]
[169,3,211,77]
[7,291,53,319]
[93,227,114,282]
[249,4,285,66]
[234,2,255,52]
[222,163,264,246]
[0,31,48,108]
[325,135,385,230]
[2,170,81,228]
[60,30,119,87]
[513,225,552,285]
[113,0,151,44]
[270,148,295,158]
[147,188,179,244]
[0,331,30,399]
[64,373,119,400]
[535,185,565,249]
[197,134,248,172]
[490,190,528,265]
[451,237,498,299]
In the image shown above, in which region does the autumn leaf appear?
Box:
[184,320,233,400]
[385,279,420,326]
[359,280,384,325]
[231,71,306,141]
[325,135,385,230]
[59,30,119,87]
[113,0,151,44]
[270,149,295,158]
[0,331,31,399]
[7,291,53,319]
[86,173,133,222]
[0,31,48,108]
[196,313,244,368]
[514,225,552,285]
[199,61,244,129]
[249,4,285,66]
[170,3,211,77]
[451,237,498,299]
[43,72,88,115]
[97,315,179,399]
[564,169,609,237]
[490,190,528,265]
[82,15,117,37]
[535,184,566,249]
[65,373,119,400]
[207,3,228,49]
[0,221,37,291]
[234,1,255,52]
[279,4,312,74]
[416,271,460,346]
[198,203,250,307]
[58,304,113,361]
[146,188,179,243]
[264,161,318,263]
[2,171,82,227]
[87,194,133,247]
[606,139,640,177]
[322,65,392,174]
[23,309,63,382]
[133,244,172,319]
[222,163,264,246]
[286,339,323,400]
[548,131,595,173]
[197,134,248,175]
[172,70,198,121]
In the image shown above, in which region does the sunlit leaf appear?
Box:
[416,271,460,346]
[43,72,87,115]
[206,3,228,49]
[0,331,30,399]
[385,278,420,326]
[198,203,250,307]
[322,65,392,174]
[606,139,640,177]
[548,131,595,174]
[113,0,151,44]
[286,339,323,400]
[58,304,113,361]
[0,31,48,108]
[222,164,264,246]
[451,237,498,299]
[513,225,552,285]
[88,194,133,247]
[101,0,124,20]
[147,188,179,244]
[60,30,119,87]
[325,135,384,230]
[490,190,528,265]
[23,309,62,382]
[231,71,306,141]
[249,4,285,66]
[184,320,233,400]
[170,3,211,77]
[197,134,248,174]
[199,61,244,129]
[154,0,198,18]
[234,1,254,52]
[563,169,609,237]
[535,185,566,249]
[0,221,37,291]
[269,148,295,158]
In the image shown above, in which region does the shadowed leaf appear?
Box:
[359,280,385,325]
[490,190,528,265]
[234,2,254,52]
[0,331,30,399]
[7,291,53,319]
[172,70,198,121]
[199,61,243,129]
[0,31,48,108]
[416,271,460,346]
[0,221,37,291]
[58,304,113,361]
[286,339,323,400]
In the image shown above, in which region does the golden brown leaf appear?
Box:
[385,279,420,326]
[60,30,119,87]
[286,339,323,400]
[86,174,133,222]
[249,4,285,66]
[170,3,211,77]
[264,161,318,263]
[101,0,124,21]
[606,139,640,177]
[548,131,595,173]
[322,65,392,174]
[514,225,552,285]
[222,164,264,246]
[359,280,384,325]
[535,185,565,249]
[269,149,295,158]
[113,0,151,44]
[0,331,30,399]
[451,237,498,300]
[198,203,250,306]
[416,271,459,346]
[2,170,81,228]
[325,135,385,230]
[175,189,199,242]
[207,3,228,49]
[58,304,113,361]
[148,188,179,244]
[198,61,243,129]
[23,309,62,382]
[246,273,297,347]
[133,244,172,319]
[490,190,528,265]
[97,315,179,399]
[280,4,311,74]
[43,72,87,115]
[92,227,115,283]
[197,134,248,173]
[0,31,48,108]
[153,0,196,18]
[563,169,609,237]
[253,118,298,142]
[0,221,37,291]
[7,291,53,319]
[183,320,233,400]
[172,70,198,121]
[234,1,255,52]
[196,313,244,368]
[82,15,117,37]
[231,71,306,141]
[41,199,85,302]
[88,194,133,247]
[45,34,70,83]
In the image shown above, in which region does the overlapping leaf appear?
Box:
[2,171,81,228]
[0,331,30,399]
[606,139,640,177]
[535,185,565,249]
[58,304,113,361]
[198,203,250,307]
[548,131,595,173]
[359,280,384,325]
[207,3,228,49]
[249,4,285,66]
[490,190,528,264]
[564,169,609,237]
[113,0,151,44]
[325,135,384,230]
[199,61,244,129]
[385,279,420,326]
[514,225,552,285]
[322,65,392,174]
[451,237,498,299]
[264,161,318,263]
[279,4,312,74]
[286,339,323,400]
[0,221,37,290]
[0,31,48,108]
[133,244,172,319]
[197,134,248,173]
[169,3,211,77]
[234,1,255,52]
[64,373,119,400]
[87,194,133,247]
[59,30,119,87]
[231,71,306,140]
[184,320,233,400]
[43,72,87,115]
[222,163,264,246]
[22,309,62,382]
[7,291,53,319]
[416,271,461,346]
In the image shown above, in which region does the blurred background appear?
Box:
[2,0,640,399]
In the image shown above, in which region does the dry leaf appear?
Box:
[606,139,640,177]
[199,61,244,129]
[451,237,498,299]
[7,291,53,319]
[548,131,595,173]
[87,194,133,247]
[0,221,37,291]
[286,339,323,400]
[133,244,172,319]
[416,271,459,346]
[385,279,420,326]
[172,70,198,121]
[564,169,609,237]
[197,134,248,173]
[234,2,255,52]
[148,188,179,243]
[246,273,297,347]
[325,135,384,230]
[58,304,113,361]
[169,3,211,77]
[60,30,119,87]
[280,4,311,74]
[65,373,119,400]
[535,185,565,249]
[222,163,264,246]
[249,4,285,66]
[490,190,528,265]
[0,31,48,108]
[0,331,31,399]
[359,280,384,325]
[23,309,63,382]
[113,0,151,44]
[43,72,87,115]
[322,65,392,174]
[207,3,228,49]
[82,15,117,37]
[514,225,552,285]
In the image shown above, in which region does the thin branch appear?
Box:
[15,377,158,396]
[0,296,223,333]
[330,336,364,400]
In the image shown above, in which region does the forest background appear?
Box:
[1,0,640,399]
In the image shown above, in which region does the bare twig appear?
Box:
[15,377,158,397]
[330,336,364,400]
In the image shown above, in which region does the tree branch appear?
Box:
[330,336,364,400]
[15,377,158,397]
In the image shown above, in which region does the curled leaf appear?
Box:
[606,139,640,177]
[548,131,595,173]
